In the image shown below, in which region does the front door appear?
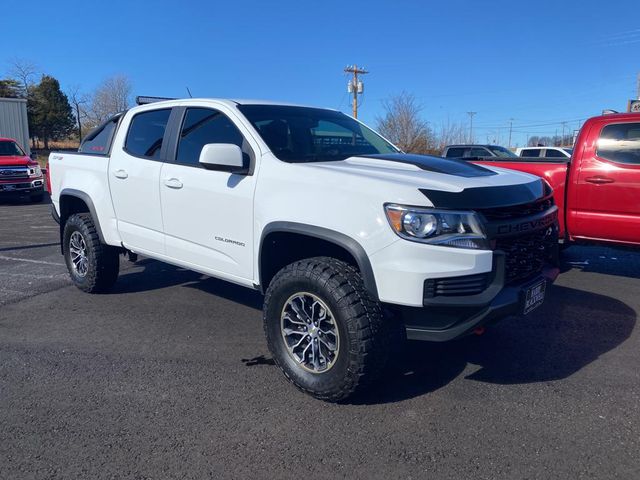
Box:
[574,121,640,244]
[159,107,258,281]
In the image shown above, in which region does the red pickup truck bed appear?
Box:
[472,113,640,248]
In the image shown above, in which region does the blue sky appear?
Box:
[3,0,639,146]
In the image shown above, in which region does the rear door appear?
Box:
[159,106,259,281]
[573,121,640,244]
[108,108,172,254]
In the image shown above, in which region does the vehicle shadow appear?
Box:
[560,245,640,279]
[355,284,636,404]
[111,258,263,310]
[0,192,51,206]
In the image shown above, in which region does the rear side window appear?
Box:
[545,149,566,158]
[176,108,246,167]
[79,117,119,155]
[125,109,171,159]
[444,147,465,158]
[596,122,640,165]
[522,148,541,157]
[468,147,489,157]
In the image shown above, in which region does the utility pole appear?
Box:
[561,121,567,147]
[466,112,477,143]
[344,65,368,118]
[508,118,514,148]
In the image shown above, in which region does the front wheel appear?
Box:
[63,213,120,293]
[263,257,397,402]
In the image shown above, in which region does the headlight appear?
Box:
[384,204,489,249]
[29,165,42,177]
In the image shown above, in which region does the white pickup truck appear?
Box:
[49,98,559,401]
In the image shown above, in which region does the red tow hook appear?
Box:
[473,327,486,336]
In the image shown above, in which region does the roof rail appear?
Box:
[135,96,177,105]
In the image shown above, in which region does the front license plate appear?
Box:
[523,280,546,315]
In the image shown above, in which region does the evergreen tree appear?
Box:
[0,79,23,98]
[30,75,75,149]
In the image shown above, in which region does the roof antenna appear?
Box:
[186,87,193,98]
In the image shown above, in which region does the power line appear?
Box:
[344,65,368,118]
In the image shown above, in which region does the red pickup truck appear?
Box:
[0,137,45,203]
[469,113,640,248]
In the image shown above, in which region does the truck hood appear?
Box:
[303,153,546,208]
[0,155,34,166]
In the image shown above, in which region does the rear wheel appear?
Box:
[264,257,397,402]
[63,213,119,293]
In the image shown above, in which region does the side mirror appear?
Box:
[199,143,246,173]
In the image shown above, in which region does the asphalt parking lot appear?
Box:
[1,198,639,479]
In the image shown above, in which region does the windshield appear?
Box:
[487,146,517,157]
[0,140,26,156]
[238,105,399,162]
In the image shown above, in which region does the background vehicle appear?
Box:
[442,144,518,159]
[516,146,572,159]
[472,113,640,247]
[0,137,44,202]
[48,98,559,402]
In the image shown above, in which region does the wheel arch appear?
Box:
[59,189,106,249]
[258,222,378,300]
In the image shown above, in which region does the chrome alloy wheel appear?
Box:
[69,231,89,277]
[280,292,340,373]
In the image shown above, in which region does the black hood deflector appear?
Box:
[357,153,498,178]
[420,179,545,209]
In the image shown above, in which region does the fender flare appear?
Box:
[259,221,379,300]
[59,188,106,244]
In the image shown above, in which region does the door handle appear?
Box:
[113,169,128,179]
[585,176,614,185]
[164,178,183,189]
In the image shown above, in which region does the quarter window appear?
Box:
[596,122,640,165]
[522,149,541,157]
[545,149,566,158]
[176,108,247,167]
[125,109,171,159]
[79,116,120,155]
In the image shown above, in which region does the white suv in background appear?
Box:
[516,147,572,159]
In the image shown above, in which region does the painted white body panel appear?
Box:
[50,98,542,307]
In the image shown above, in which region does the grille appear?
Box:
[0,182,32,191]
[0,167,29,180]
[478,197,554,221]
[494,227,557,283]
[424,273,491,298]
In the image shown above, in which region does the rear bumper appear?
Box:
[398,262,559,342]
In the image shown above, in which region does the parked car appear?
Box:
[0,137,44,202]
[472,113,640,247]
[48,98,559,401]
[516,147,572,159]
[442,144,518,159]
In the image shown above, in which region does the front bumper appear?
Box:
[0,179,44,199]
[399,260,559,342]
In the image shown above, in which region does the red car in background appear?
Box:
[0,137,45,203]
[466,113,640,248]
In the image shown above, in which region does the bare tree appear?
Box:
[67,85,90,142]
[89,75,132,124]
[8,58,39,97]
[376,92,435,154]
[434,118,468,152]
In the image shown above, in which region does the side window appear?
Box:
[596,122,640,165]
[545,149,565,158]
[523,148,541,157]
[444,147,465,158]
[125,109,171,159]
[79,116,119,155]
[469,147,489,157]
[176,108,246,167]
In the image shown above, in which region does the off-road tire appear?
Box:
[264,256,397,402]
[63,213,119,293]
